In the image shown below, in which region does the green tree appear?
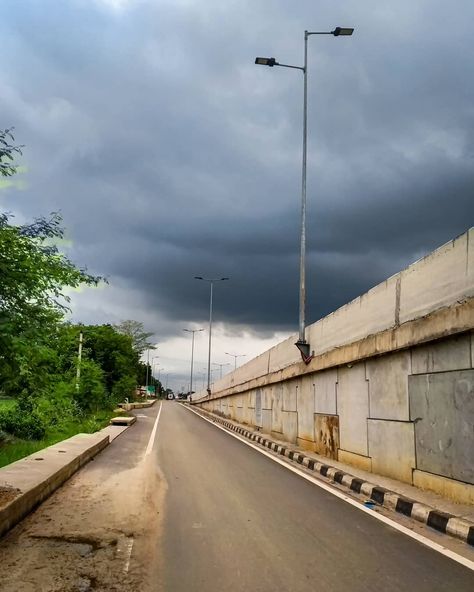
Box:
[114,320,155,356]
[80,325,139,404]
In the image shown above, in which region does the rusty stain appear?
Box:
[314,415,339,459]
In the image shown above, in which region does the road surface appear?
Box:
[0,401,473,591]
[156,402,474,592]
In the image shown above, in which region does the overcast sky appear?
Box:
[1,0,473,391]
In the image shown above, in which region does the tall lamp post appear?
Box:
[194,276,229,395]
[225,352,246,371]
[213,362,231,380]
[255,26,354,363]
[183,328,204,397]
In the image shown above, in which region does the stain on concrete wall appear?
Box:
[314,414,339,459]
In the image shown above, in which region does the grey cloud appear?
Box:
[1,0,473,341]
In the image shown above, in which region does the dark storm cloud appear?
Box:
[1,0,473,337]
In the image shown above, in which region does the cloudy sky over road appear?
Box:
[1,0,473,390]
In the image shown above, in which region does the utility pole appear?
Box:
[75,331,83,392]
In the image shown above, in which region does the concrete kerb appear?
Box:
[0,419,137,539]
[187,405,474,548]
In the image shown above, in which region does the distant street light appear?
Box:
[213,362,231,380]
[194,276,229,395]
[255,26,354,363]
[225,352,246,370]
[183,328,204,396]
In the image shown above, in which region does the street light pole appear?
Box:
[183,328,204,396]
[225,352,246,370]
[213,362,231,379]
[255,26,354,363]
[194,276,229,395]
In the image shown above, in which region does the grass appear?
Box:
[0,409,116,469]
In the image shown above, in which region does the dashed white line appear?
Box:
[182,404,474,573]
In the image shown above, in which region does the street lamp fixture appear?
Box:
[183,328,204,397]
[225,352,247,370]
[255,26,354,364]
[194,276,230,395]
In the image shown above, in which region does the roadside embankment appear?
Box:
[0,425,128,538]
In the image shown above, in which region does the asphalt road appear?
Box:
[156,402,474,592]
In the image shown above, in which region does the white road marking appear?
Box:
[182,404,474,573]
[123,537,134,573]
[144,402,163,457]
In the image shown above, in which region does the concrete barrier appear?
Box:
[194,229,474,503]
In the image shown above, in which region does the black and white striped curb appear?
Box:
[190,406,474,547]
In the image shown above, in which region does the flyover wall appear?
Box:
[193,228,474,503]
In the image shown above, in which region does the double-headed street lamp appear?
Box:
[194,276,229,395]
[255,26,354,363]
[225,352,246,371]
[183,328,204,396]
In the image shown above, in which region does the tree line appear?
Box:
[0,129,156,442]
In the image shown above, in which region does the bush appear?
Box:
[111,375,136,405]
[0,405,46,440]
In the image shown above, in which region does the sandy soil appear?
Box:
[0,452,165,592]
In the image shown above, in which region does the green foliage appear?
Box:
[73,358,107,413]
[0,129,151,459]
[114,319,155,355]
[0,403,46,440]
[0,128,22,177]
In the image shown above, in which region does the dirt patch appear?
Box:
[0,449,162,591]
[0,485,21,509]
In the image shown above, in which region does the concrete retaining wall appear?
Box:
[194,229,474,503]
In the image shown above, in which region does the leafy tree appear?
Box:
[81,325,138,398]
[114,320,155,355]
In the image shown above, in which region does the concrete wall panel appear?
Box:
[282,380,297,412]
[282,411,298,443]
[268,336,300,373]
[367,350,410,420]
[314,369,337,415]
[272,384,283,433]
[368,420,415,483]
[262,386,273,410]
[262,409,272,434]
[411,334,471,375]
[297,376,315,441]
[400,232,472,324]
[337,363,369,456]
[307,276,398,356]
[228,351,270,388]
[409,369,474,484]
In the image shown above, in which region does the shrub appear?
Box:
[0,405,46,440]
